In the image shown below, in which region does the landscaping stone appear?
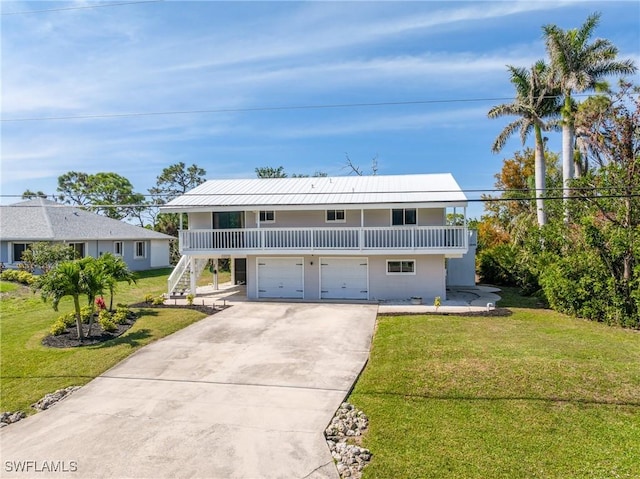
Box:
[32,386,82,411]
[1,386,82,428]
[0,411,25,426]
[325,402,372,479]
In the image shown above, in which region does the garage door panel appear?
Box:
[321,258,368,300]
[257,258,304,299]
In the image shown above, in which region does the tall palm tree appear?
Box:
[543,12,637,216]
[488,61,560,226]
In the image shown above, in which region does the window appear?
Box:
[259,210,275,223]
[11,243,31,263]
[114,241,123,256]
[386,260,416,275]
[392,208,417,226]
[134,241,146,259]
[68,242,85,258]
[326,209,346,222]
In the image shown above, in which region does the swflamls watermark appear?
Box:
[4,460,78,473]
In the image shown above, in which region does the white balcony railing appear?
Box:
[179,226,468,253]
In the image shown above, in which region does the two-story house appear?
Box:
[162,173,471,302]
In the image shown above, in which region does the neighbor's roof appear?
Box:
[162,173,468,211]
[0,198,174,242]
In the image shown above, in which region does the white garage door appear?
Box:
[257,257,304,299]
[320,258,368,300]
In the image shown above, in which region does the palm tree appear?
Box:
[35,261,88,340]
[98,253,137,311]
[543,12,637,216]
[488,61,561,226]
[35,257,108,340]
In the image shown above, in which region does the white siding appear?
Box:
[150,240,170,268]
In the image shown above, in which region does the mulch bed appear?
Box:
[42,317,138,348]
[42,303,227,349]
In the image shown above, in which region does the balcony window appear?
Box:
[387,260,415,274]
[326,209,346,223]
[392,208,417,226]
[259,210,275,223]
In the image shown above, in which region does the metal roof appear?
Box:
[162,174,468,211]
[0,198,174,241]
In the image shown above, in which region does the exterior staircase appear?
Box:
[167,256,209,298]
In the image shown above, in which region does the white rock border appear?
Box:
[325,402,372,479]
[0,386,81,428]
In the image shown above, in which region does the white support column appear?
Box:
[213,258,219,290]
[360,209,364,250]
[189,257,197,296]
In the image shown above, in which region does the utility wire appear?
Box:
[5,193,640,209]
[0,1,163,16]
[1,94,598,123]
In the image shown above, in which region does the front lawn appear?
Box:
[350,302,640,478]
[0,269,209,414]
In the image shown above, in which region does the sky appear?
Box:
[1,0,639,219]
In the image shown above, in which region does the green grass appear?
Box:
[0,281,19,293]
[350,301,640,478]
[0,268,208,413]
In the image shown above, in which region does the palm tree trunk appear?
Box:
[562,97,574,222]
[534,125,547,226]
[73,295,84,340]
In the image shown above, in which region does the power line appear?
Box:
[4,193,639,208]
[1,94,597,123]
[0,1,163,16]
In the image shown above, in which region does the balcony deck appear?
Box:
[179,226,469,256]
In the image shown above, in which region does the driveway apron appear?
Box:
[0,302,378,479]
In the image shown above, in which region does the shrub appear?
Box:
[152,296,165,306]
[99,316,118,333]
[50,320,67,336]
[113,308,129,325]
[477,244,518,286]
[539,252,609,321]
[0,269,35,285]
[98,310,118,332]
[80,305,93,324]
[186,293,195,306]
[59,312,77,327]
[144,294,154,304]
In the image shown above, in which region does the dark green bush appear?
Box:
[477,244,518,286]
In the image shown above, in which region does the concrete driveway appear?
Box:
[0,302,377,479]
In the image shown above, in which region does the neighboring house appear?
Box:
[0,198,173,271]
[162,173,475,301]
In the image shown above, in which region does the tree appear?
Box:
[543,12,637,216]
[35,258,105,340]
[57,171,92,206]
[488,61,561,226]
[343,154,378,176]
[22,190,47,200]
[149,162,206,202]
[18,242,77,274]
[148,163,207,263]
[56,171,146,221]
[98,253,137,311]
[569,81,640,324]
[255,166,287,178]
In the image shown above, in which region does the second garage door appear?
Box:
[257,257,304,299]
[320,257,368,300]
